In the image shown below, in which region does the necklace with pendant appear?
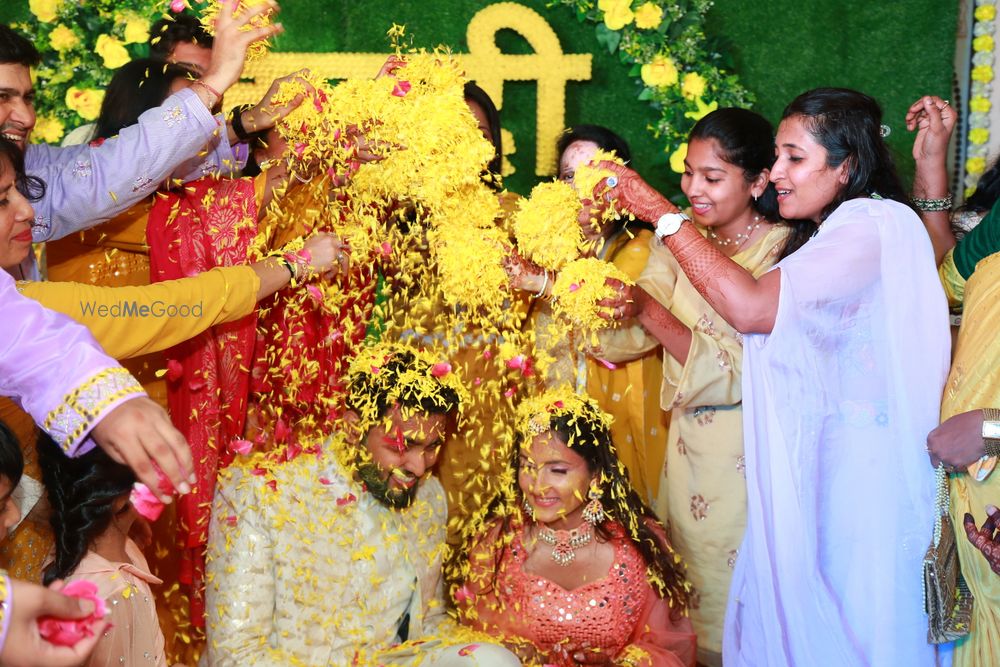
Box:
[537,522,593,566]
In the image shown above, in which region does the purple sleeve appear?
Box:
[25,87,244,243]
[0,573,10,655]
[0,272,145,455]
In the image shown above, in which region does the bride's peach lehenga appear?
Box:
[463,516,696,667]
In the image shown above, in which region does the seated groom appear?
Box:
[204,343,520,666]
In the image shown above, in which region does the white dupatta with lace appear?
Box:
[723,199,952,666]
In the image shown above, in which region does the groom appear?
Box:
[204,343,520,666]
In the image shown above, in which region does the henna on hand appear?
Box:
[600,162,678,222]
[964,508,1000,575]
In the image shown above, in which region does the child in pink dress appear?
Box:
[37,435,171,667]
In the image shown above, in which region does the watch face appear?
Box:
[984,421,1000,440]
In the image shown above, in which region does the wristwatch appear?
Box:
[983,408,1000,458]
[654,211,689,240]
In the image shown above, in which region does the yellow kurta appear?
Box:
[0,266,259,582]
[940,250,1000,667]
[584,228,669,503]
[597,224,789,656]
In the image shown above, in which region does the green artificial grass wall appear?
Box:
[2,0,958,197]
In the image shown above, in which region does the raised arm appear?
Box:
[905,95,957,264]
[28,1,285,243]
[604,163,781,334]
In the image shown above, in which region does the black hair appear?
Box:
[0,420,23,490]
[38,434,136,586]
[556,124,633,166]
[148,13,214,61]
[0,136,46,202]
[0,24,40,67]
[780,87,912,257]
[93,59,196,141]
[463,82,503,185]
[687,108,805,258]
[345,349,461,422]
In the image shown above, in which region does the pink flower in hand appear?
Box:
[37,580,107,647]
[130,483,165,521]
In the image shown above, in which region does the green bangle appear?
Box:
[279,256,297,280]
[912,193,953,212]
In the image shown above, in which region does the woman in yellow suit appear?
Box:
[596,110,796,666]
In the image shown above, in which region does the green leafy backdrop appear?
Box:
[1,0,958,196]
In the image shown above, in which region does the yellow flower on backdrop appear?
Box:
[976,4,997,21]
[669,142,688,173]
[967,156,987,176]
[66,87,106,121]
[969,128,990,145]
[641,54,679,88]
[972,65,994,83]
[124,16,152,44]
[28,0,61,23]
[634,3,664,30]
[95,35,130,69]
[33,116,65,144]
[598,0,635,30]
[49,25,79,52]
[681,72,706,100]
[973,35,995,53]
[970,96,992,114]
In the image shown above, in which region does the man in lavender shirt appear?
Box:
[0,0,298,280]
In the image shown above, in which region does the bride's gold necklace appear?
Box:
[536,522,593,566]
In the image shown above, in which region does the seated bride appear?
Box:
[452,389,696,667]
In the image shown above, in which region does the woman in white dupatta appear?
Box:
[600,88,951,666]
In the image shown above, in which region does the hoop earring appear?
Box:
[582,479,605,525]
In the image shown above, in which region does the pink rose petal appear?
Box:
[431,362,452,377]
[165,358,184,382]
[458,644,480,656]
[130,483,165,522]
[391,80,412,97]
[568,283,580,292]
[336,493,357,506]
[38,580,107,647]
[225,515,238,527]
[170,0,187,12]
[380,242,393,257]
[230,439,253,456]
[306,284,324,303]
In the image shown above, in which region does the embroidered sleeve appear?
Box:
[25,87,238,244]
[43,367,145,455]
[0,572,9,655]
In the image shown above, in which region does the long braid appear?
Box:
[37,434,135,586]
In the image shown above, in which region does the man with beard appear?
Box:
[204,344,520,667]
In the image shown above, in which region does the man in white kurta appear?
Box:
[204,346,519,667]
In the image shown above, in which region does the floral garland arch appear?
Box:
[19,0,753,177]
